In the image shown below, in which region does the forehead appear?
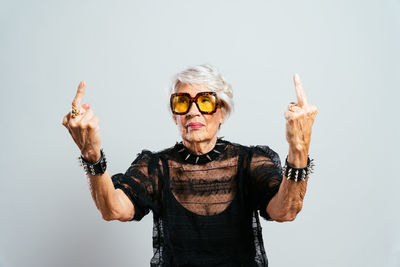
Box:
[176,83,212,97]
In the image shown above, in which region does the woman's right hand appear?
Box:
[62,81,102,162]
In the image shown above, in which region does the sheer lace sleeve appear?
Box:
[111,150,163,221]
[247,145,283,221]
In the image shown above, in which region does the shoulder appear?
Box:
[227,140,282,168]
[219,138,281,163]
[131,143,178,165]
[252,145,282,170]
[251,145,281,163]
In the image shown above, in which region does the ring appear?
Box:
[71,106,80,118]
[288,104,295,112]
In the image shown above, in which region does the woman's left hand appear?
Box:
[284,74,318,157]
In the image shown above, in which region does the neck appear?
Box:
[182,136,218,155]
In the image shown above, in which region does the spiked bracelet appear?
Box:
[78,149,107,176]
[282,156,314,182]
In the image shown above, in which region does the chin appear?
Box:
[183,130,210,142]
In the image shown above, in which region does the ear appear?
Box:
[219,116,225,125]
[219,108,226,125]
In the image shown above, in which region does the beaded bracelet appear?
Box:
[282,156,315,182]
[78,148,107,176]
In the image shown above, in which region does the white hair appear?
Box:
[167,64,234,121]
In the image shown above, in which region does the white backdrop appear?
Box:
[0,0,399,266]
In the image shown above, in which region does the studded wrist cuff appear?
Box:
[282,156,315,182]
[78,149,107,176]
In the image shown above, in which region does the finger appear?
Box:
[72,81,86,108]
[288,102,296,110]
[293,74,309,107]
[81,109,99,129]
[69,105,87,123]
[81,108,94,122]
[284,109,293,121]
[62,113,70,127]
[82,103,90,111]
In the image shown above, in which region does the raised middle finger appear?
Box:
[72,81,86,108]
[293,74,309,107]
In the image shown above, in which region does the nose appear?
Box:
[186,101,201,117]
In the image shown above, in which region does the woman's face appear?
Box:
[172,83,225,144]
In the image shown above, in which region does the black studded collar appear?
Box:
[175,137,227,164]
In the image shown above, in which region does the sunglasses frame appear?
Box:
[170,91,222,115]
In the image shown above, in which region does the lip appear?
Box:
[187,122,204,129]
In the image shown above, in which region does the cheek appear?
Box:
[204,116,220,129]
[176,117,187,131]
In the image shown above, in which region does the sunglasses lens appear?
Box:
[197,95,217,113]
[171,95,190,113]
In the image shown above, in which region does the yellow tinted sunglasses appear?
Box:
[170,92,221,115]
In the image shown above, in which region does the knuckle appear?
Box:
[79,120,88,128]
[68,120,76,128]
[287,116,294,122]
[76,119,86,128]
[88,121,97,129]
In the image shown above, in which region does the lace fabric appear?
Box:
[111,138,283,266]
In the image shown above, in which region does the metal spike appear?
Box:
[213,149,221,154]
[178,148,185,152]
[295,170,299,179]
[195,156,199,164]
[206,154,212,161]
[185,153,190,160]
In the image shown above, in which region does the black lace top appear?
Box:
[111,137,283,267]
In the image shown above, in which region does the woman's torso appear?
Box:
[152,139,268,267]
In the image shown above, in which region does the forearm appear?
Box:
[267,147,308,222]
[268,73,317,222]
[86,170,123,220]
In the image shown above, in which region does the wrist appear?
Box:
[282,155,315,182]
[81,149,101,163]
[79,148,107,176]
[288,143,307,154]
[288,147,308,167]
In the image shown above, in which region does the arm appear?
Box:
[85,149,159,222]
[266,150,308,222]
[85,165,135,222]
[61,81,135,222]
[267,74,318,222]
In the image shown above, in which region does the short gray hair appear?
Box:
[167,64,234,121]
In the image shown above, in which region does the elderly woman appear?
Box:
[62,64,318,267]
